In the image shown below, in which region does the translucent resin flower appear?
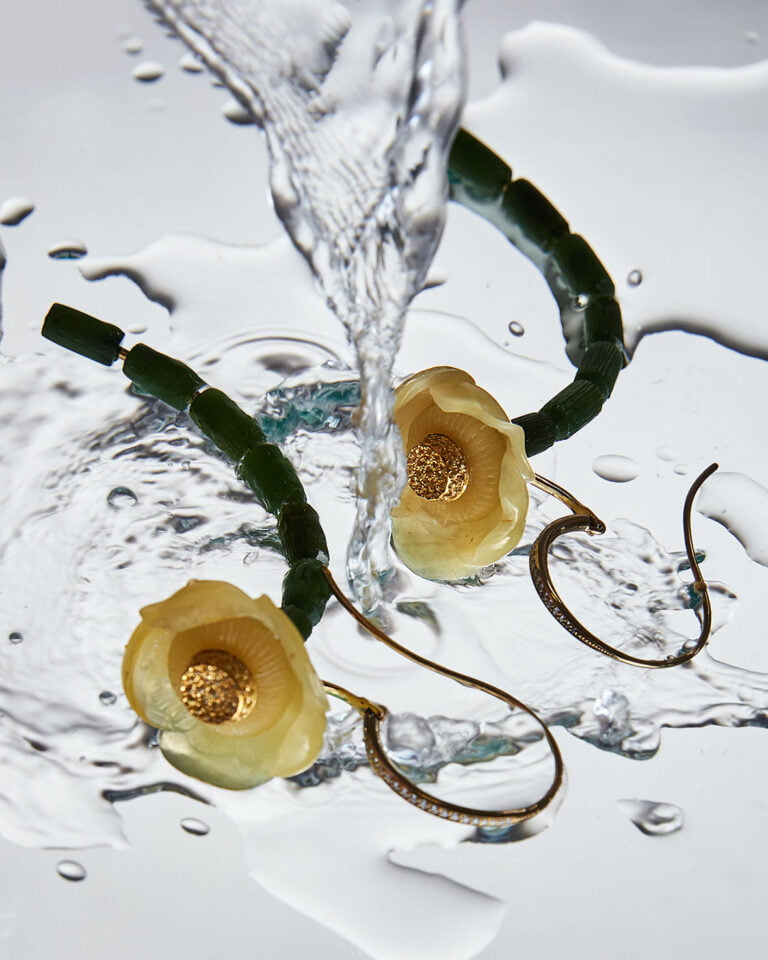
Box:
[391,367,533,581]
[122,581,328,789]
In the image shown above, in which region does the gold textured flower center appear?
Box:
[179,649,256,724]
[406,433,469,502]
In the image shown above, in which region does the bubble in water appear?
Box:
[122,36,144,54]
[627,269,643,286]
[8,631,23,645]
[132,61,165,83]
[507,320,525,337]
[106,487,138,509]
[179,52,204,73]
[99,691,117,706]
[592,454,639,483]
[57,860,87,881]
[0,197,35,226]
[47,240,87,260]
[221,98,256,126]
[180,817,210,836]
[617,799,684,836]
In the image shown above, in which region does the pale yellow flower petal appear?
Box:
[122,582,328,790]
[391,367,532,581]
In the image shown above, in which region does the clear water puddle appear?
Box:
[1,9,767,960]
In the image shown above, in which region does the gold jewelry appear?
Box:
[322,568,564,827]
[529,464,717,667]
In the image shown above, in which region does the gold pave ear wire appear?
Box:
[322,569,564,827]
[529,464,717,668]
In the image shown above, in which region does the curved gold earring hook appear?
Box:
[321,569,564,827]
[529,464,717,668]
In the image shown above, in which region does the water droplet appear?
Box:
[222,98,255,125]
[655,445,678,462]
[592,455,639,483]
[122,36,144,54]
[744,31,759,45]
[507,320,525,337]
[573,293,588,311]
[180,817,210,836]
[0,197,35,226]
[674,462,689,476]
[107,487,138,509]
[179,52,204,73]
[99,691,117,706]
[57,860,87,881]
[47,239,87,260]
[627,268,643,287]
[617,799,684,836]
[132,61,165,83]
[8,631,23,645]
[243,551,260,565]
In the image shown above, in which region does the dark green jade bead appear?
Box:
[511,411,557,458]
[583,296,626,355]
[546,234,615,304]
[123,344,206,410]
[189,389,266,463]
[281,559,332,630]
[540,380,605,441]
[42,303,125,366]
[500,179,569,257]
[278,501,329,565]
[448,128,511,207]
[281,603,314,641]
[575,341,624,400]
[238,443,306,516]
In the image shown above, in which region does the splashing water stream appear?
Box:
[144,0,465,611]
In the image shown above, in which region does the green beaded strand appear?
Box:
[447,128,628,457]
[41,303,330,639]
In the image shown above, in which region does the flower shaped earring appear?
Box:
[392,366,716,667]
[123,580,329,788]
[391,367,532,580]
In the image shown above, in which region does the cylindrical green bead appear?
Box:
[281,603,314,640]
[540,380,605,441]
[584,296,626,354]
[123,344,206,410]
[278,501,329,565]
[512,412,557,458]
[546,234,615,303]
[447,128,511,208]
[239,443,307,516]
[189,388,266,463]
[281,559,332,629]
[500,179,569,255]
[575,342,624,400]
[42,303,125,366]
